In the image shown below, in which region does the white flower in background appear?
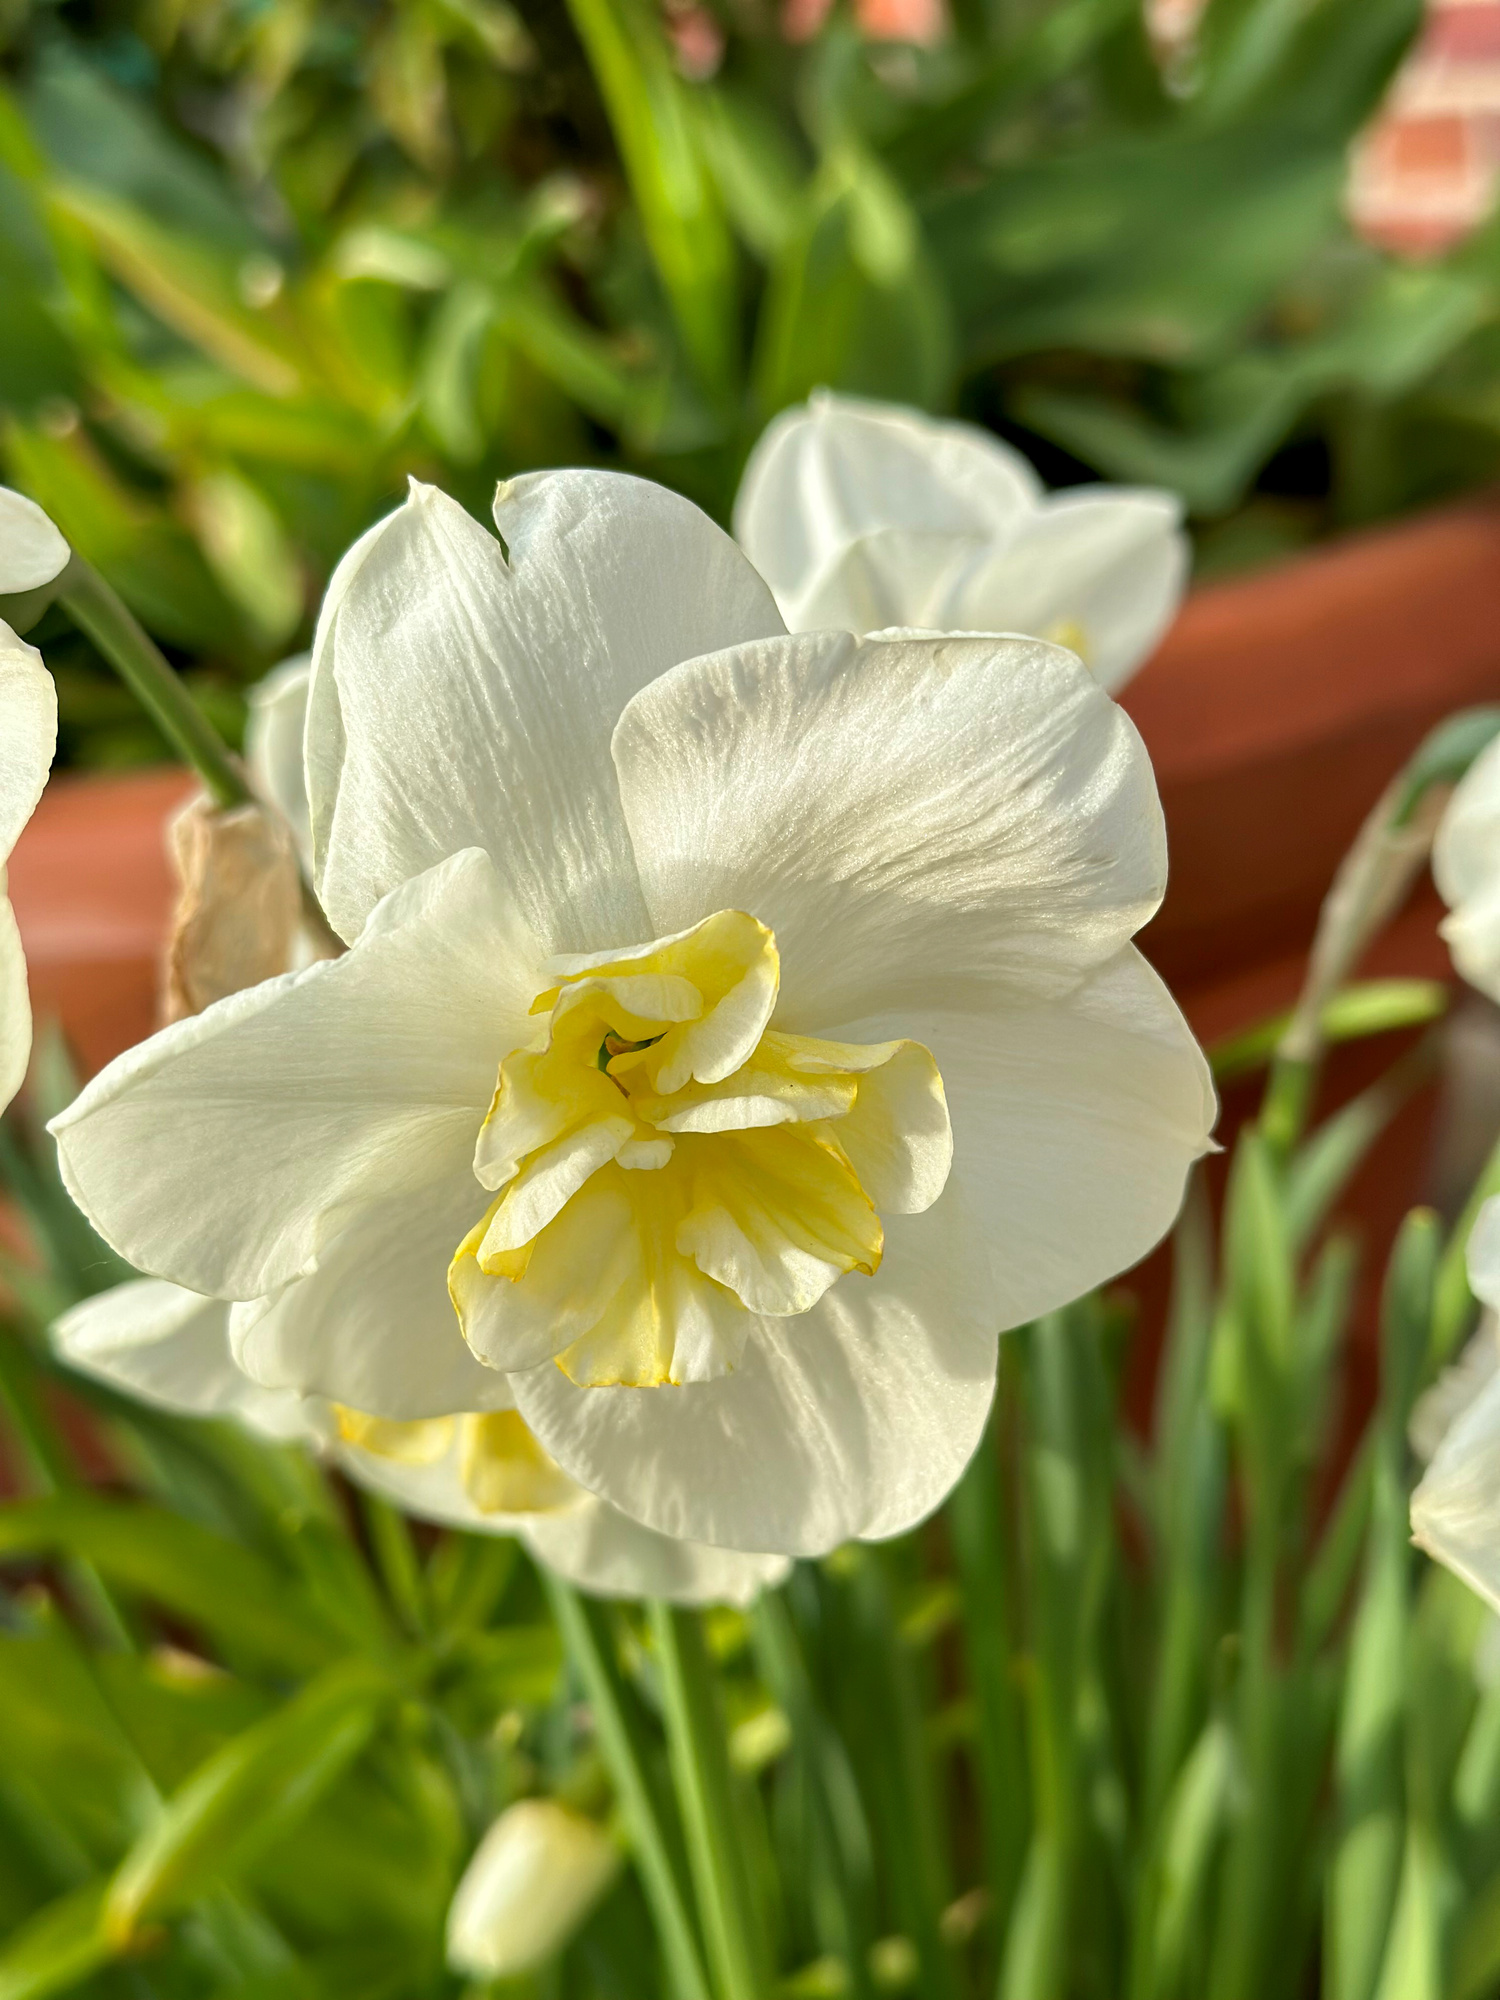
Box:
[53,1279,787,1606]
[51,470,1214,1557]
[1412,1202,1500,1608]
[446,1800,619,1981]
[246,653,313,872]
[0,615,58,1110]
[1,487,70,599]
[1434,732,1500,1001]
[733,392,1188,694]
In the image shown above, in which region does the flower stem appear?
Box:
[544,1577,712,2000]
[649,1600,768,2000]
[57,557,251,810]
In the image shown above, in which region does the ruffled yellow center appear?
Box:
[446,909,949,1390]
[334,1406,577,1514]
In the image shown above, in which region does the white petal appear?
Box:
[511,1177,998,1556]
[231,1173,511,1418]
[51,849,540,1300]
[524,1503,790,1607]
[1469,1196,1500,1313]
[52,1279,313,1440]
[245,654,313,872]
[733,394,1038,620]
[1412,1366,1500,1614]
[612,629,1167,1029]
[336,1421,787,1604]
[0,891,32,1113]
[0,620,57,859]
[846,947,1215,1327]
[938,491,1188,694]
[836,1039,951,1214]
[0,488,70,594]
[307,474,783,950]
[446,1802,620,1980]
[1436,734,1500,1003]
[777,530,986,636]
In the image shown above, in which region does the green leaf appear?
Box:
[0,1495,342,1673]
[1209,980,1449,1083]
[104,1657,391,1941]
[564,0,737,398]
[928,121,1342,370]
[753,144,952,416]
[0,1880,112,2000]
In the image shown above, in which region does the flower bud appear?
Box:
[445,1800,619,1980]
[162,793,302,1022]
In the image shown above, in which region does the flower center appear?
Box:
[447,909,951,1390]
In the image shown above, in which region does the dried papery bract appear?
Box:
[162,794,302,1023]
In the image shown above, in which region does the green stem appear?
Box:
[544,1578,711,2000]
[650,1601,767,2000]
[57,558,250,810]
[0,1327,134,1650]
[752,1589,877,2000]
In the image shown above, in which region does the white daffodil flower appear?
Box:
[733,392,1188,693]
[1434,733,1500,1001]
[50,469,1215,1558]
[446,1801,619,1981]
[53,1278,788,1606]
[0,618,58,1110]
[0,486,70,596]
[1412,1202,1500,1609]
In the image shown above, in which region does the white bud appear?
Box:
[0,486,70,594]
[445,1800,619,1981]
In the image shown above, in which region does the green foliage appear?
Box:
[3,0,1500,766]
[3,984,1499,1996]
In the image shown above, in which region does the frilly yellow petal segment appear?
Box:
[334,1406,455,1463]
[449,910,949,1389]
[458,1410,579,1514]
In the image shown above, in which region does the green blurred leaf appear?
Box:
[0,1880,112,2000]
[105,1657,392,1939]
[0,1495,343,1673]
[565,0,738,398]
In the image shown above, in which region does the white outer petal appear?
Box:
[0,620,57,859]
[733,393,1038,616]
[336,1423,788,1604]
[245,653,313,872]
[842,946,1216,1328]
[52,1280,314,1440]
[511,1177,998,1557]
[51,849,540,1301]
[0,891,31,1114]
[230,1173,510,1419]
[0,488,70,594]
[1436,733,1500,1003]
[612,629,1168,1029]
[1412,1366,1500,1614]
[306,473,783,950]
[939,490,1189,694]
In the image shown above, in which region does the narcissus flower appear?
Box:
[734,392,1188,693]
[446,1801,619,1980]
[0,486,70,598]
[52,470,1214,1556]
[0,617,57,1109]
[1435,732,1500,1001]
[1412,1202,1500,1609]
[53,1278,787,1606]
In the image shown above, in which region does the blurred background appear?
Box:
[3,0,1500,770]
